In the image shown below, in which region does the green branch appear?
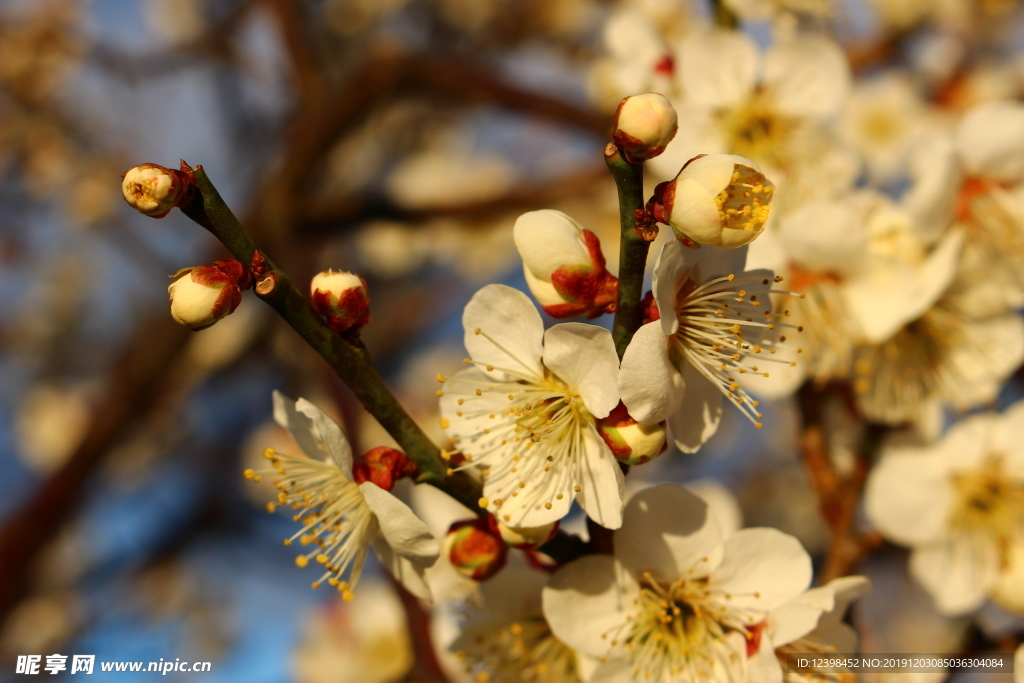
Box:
[179,164,584,563]
[606,145,650,359]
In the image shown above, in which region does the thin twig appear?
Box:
[606,144,649,359]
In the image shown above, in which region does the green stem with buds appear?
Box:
[179,165,585,562]
[183,165,478,505]
[606,144,650,359]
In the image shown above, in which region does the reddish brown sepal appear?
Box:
[542,229,618,319]
[352,446,417,491]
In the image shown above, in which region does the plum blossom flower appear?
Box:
[513,210,617,320]
[542,485,825,683]
[248,392,439,600]
[439,285,624,529]
[452,567,583,683]
[619,241,788,452]
[865,401,1024,615]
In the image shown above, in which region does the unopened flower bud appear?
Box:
[352,446,417,491]
[310,270,370,336]
[657,154,775,248]
[121,162,192,218]
[513,210,617,319]
[597,402,667,466]
[444,519,507,581]
[168,259,250,331]
[612,93,678,163]
[495,519,559,550]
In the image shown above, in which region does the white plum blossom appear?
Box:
[865,401,1024,615]
[249,392,440,600]
[451,567,583,683]
[619,240,787,452]
[661,154,775,248]
[589,9,678,105]
[440,284,625,528]
[542,485,826,683]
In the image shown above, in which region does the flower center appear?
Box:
[456,618,579,683]
[671,272,800,426]
[246,447,374,599]
[440,329,596,523]
[607,571,763,680]
[720,92,796,171]
[712,166,774,233]
[950,455,1024,544]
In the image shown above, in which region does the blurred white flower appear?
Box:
[451,567,582,683]
[724,0,833,21]
[543,485,823,683]
[865,401,1024,615]
[292,581,413,683]
[589,9,678,106]
[16,383,91,474]
[440,285,624,528]
[619,241,784,452]
[249,392,439,600]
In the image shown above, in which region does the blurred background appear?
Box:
[1,0,1024,681]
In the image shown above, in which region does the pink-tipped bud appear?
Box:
[443,519,507,581]
[513,209,617,319]
[655,154,775,248]
[596,402,667,466]
[352,446,417,491]
[167,259,250,331]
[310,270,370,336]
[121,162,192,218]
[495,519,559,550]
[612,93,678,163]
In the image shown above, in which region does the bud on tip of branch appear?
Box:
[121,162,193,218]
[612,93,679,164]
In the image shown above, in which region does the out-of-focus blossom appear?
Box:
[16,383,91,474]
[866,401,1024,615]
[292,581,413,683]
[543,485,826,682]
[452,567,582,683]
[658,153,775,248]
[439,285,624,528]
[619,241,783,451]
[724,0,833,21]
[310,270,371,336]
[589,9,678,106]
[168,259,250,331]
[248,392,439,600]
[612,93,678,163]
[513,210,617,319]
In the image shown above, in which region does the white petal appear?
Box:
[463,285,545,380]
[371,536,434,601]
[272,391,353,479]
[909,538,998,616]
[543,323,620,419]
[710,528,813,611]
[360,481,440,567]
[902,134,961,245]
[764,35,850,119]
[770,584,835,646]
[574,426,625,529]
[776,198,870,274]
[666,365,723,454]
[542,555,636,657]
[676,153,744,196]
[652,240,689,336]
[957,100,1024,183]
[619,321,684,422]
[523,266,568,307]
[747,633,784,683]
[514,209,591,276]
[439,367,512,440]
[614,484,724,584]
[667,178,722,244]
[679,30,758,110]
[864,453,952,546]
[587,658,635,683]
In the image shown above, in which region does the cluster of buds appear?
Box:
[310,270,370,337]
[596,402,668,466]
[612,93,679,163]
[351,446,417,491]
[121,162,194,218]
[168,259,251,331]
[648,154,775,249]
[513,210,617,319]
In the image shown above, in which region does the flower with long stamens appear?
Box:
[245,392,439,601]
[619,241,793,452]
[439,284,624,529]
[542,485,823,683]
